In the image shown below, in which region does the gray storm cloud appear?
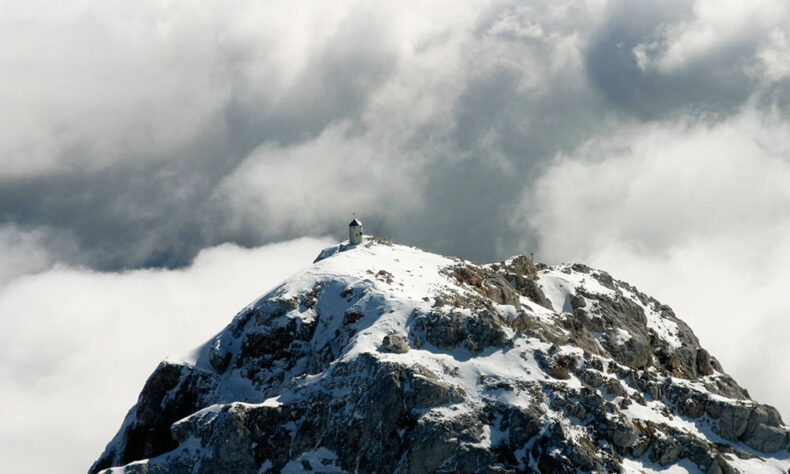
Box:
[6,0,787,270]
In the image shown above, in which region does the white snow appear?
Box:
[626,290,682,350]
[261,395,283,407]
[615,327,632,345]
[538,266,617,315]
[725,451,790,473]
[539,265,683,350]
[621,457,698,473]
[281,447,345,473]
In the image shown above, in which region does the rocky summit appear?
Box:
[90,237,790,473]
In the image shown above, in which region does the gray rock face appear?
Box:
[90,362,219,473]
[381,334,410,353]
[506,405,542,448]
[697,348,714,376]
[415,309,509,354]
[649,436,682,465]
[707,455,737,474]
[491,256,554,310]
[583,290,653,370]
[608,417,640,450]
[90,244,790,474]
[444,263,522,309]
[710,402,752,440]
[742,405,788,452]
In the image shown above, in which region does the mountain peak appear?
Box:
[91,238,790,473]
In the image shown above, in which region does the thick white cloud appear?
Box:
[0,1,226,176]
[0,224,77,287]
[520,106,790,416]
[0,237,332,474]
[756,30,790,82]
[0,0,482,179]
[3,0,789,264]
[1,0,773,265]
[633,0,788,73]
[213,123,427,239]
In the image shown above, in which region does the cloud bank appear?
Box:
[0,237,332,474]
[4,0,785,269]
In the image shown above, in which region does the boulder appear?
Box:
[708,402,751,441]
[706,455,736,474]
[649,436,682,465]
[696,348,714,376]
[679,397,705,419]
[742,405,788,452]
[607,418,640,450]
[507,405,542,448]
[381,334,410,354]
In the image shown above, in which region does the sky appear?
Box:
[1,0,790,471]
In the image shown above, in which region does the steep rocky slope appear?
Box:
[91,237,790,473]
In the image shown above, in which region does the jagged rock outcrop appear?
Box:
[91,238,790,473]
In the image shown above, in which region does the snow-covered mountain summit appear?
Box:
[91,237,790,473]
